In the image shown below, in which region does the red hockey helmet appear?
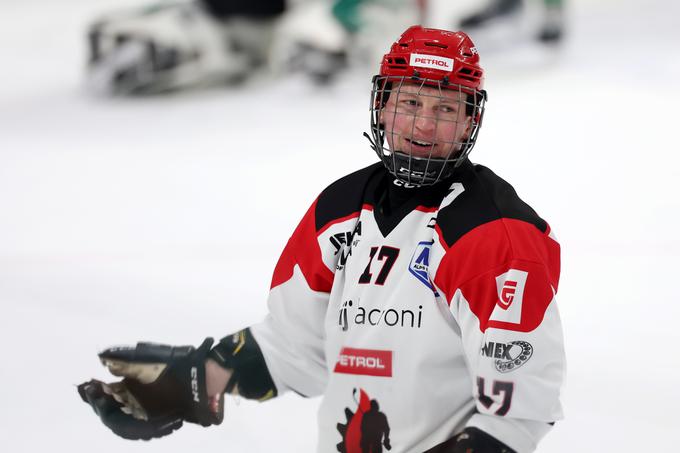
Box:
[366,26,487,186]
[379,25,484,90]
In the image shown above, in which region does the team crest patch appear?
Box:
[409,241,438,295]
[337,388,392,453]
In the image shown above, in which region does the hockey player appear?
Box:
[87,0,425,92]
[458,0,565,44]
[86,0,287,94]
[78,26,565,452]
[271,0,423,84]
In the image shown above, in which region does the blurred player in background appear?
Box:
[86,0,566,95]
[86,0,426,94]
[457,0,565,45]
[78,25,566,453]
[273,0,425,83]
[86,0,286,94]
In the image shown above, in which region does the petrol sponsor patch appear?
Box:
[334,347,393,377]
[409,53,454,71]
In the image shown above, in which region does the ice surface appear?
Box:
[1,0,679,451]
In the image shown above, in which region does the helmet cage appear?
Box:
[368,75,486,186]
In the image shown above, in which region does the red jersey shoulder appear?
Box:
[271,197,334,292]
[433,165,560,332]
[270,163,383,292]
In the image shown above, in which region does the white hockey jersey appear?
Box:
[251,161,565,453]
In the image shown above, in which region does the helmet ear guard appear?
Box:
[366,26,487,186]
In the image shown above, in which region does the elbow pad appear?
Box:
[208,328,277,401]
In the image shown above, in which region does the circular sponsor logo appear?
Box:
[495,341,533,373]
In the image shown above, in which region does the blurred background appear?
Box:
[1,0,679,451]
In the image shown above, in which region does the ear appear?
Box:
[460,115,473,141]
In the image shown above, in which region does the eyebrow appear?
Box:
[396,93,463,104]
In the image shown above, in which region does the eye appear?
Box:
[400,99,419,107]
[439,104,458,113]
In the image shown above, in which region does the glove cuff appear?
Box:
[208,328,278,401]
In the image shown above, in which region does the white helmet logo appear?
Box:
[410,53,454,71]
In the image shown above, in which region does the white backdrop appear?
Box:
[1,0,679,451]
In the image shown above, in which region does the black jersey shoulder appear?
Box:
[437,163,547,247]
[315,162,384,231]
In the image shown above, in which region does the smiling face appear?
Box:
[379,81,472,160]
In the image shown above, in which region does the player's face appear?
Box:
[380,82,472,159]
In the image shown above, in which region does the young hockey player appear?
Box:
[78,25,565,453]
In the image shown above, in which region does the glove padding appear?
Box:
[423,427,517,453]
[78,337,223,440]
[78,379,184,440]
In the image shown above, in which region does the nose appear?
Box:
[414,112,436,135]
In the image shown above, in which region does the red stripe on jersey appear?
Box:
[434,218,560,333]
[414,205,439,213]
[270,198,334,292]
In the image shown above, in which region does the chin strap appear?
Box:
[363,131,379,152]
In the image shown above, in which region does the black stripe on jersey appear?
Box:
[437,164,548,248]
[315,163,384,232]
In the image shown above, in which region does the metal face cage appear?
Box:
[366,75,487,186]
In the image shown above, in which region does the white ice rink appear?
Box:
[1,0,679,451]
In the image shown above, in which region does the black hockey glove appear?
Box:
[423,427,517,453]
[78,337,223,440]
[207,328,278,401]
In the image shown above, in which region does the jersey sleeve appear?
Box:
[432,218,565,452]
[249,197,335,397]
[249,164,377,397]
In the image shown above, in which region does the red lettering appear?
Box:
[500,281,518,308]
[414,57,449,68]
